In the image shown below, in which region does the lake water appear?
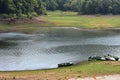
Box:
[0,27,120,71]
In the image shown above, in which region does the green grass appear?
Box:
[0,23,53,33]
[43,11,120,28]
[1,11,120,33]
[0,61,120,80]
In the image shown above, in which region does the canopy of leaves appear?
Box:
[1,0,120,18]
[44,0,120,15]
[0,0,47,18]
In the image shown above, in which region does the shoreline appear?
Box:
[0,61,119,80]
[0,26,120,33]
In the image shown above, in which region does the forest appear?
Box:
[1,0,120,18]
[44,0,120,15]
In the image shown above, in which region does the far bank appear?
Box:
[1,11,120,33]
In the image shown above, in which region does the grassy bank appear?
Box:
[1,11,120,33]
[0,61,120,80]
[44,11,120,28]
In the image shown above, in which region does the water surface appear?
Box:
[0,28,120,71]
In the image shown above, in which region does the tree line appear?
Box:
[44,0,120,15]
[1,0,120,18]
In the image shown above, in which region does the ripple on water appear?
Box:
[0,29,120,71]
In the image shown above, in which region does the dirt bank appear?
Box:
[0,17,47,24]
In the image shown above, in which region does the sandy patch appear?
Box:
[97,61,120,66]
[69,74,120,80]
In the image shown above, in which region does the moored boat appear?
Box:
[58,62,73,67]
[88,54,120,61]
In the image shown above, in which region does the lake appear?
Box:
[0,27,120,71]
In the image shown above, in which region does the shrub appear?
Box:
[9,14,17,18]
[0,14,9,18]
[78,12,83,15]
[95,14,101,17]
[17,14,27,19]
[31,12,38,17]
[13,76,16,79]
[77,76,81,78]
[21,14,27,18]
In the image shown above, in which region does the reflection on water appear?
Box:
[0,28,120,71]
[0,41,17,48]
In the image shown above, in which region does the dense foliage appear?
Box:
[43,0,120,15]
[0,0,46,18]
[1,0,120,18]
[64,0,120,14]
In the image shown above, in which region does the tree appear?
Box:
[0,0,47,18]
[35,0,47,15]
[43,0,58,11]
[0,0,15,14]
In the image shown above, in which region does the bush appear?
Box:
[78,12,83,15]
[95,14,101,17]
[9,14,17,18]
[31,12,38,17]
[109,13,113,15]
[77,76,81,78]
[17,14,27,19]
[13,76,16,79]
[0,14,18,19]
[0,14,9,18]
[27,14,32,19]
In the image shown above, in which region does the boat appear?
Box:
[58,62,73,67]
[88,56,106,61]
[88,54,120,61]
[107,54,119,61]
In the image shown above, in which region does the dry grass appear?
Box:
[97,61,120,66]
